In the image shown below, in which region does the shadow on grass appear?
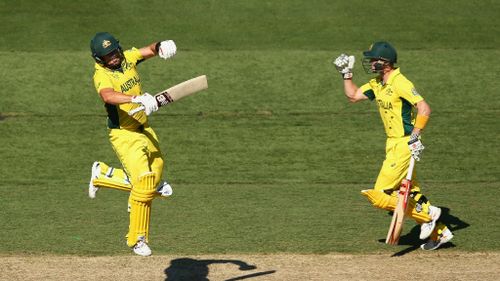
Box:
[378,207,470,257]
[164,258,276,281]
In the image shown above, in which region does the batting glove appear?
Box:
[333,54,355,80]
[157,40,177,60]
[408,133,425,161]
[131,93,159,116]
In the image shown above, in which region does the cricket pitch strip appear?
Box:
[1,252,499,281]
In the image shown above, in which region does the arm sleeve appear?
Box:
[124,47,144,65]
[93,71,114,93]
[360,83,375,101]
[397,81,424,104]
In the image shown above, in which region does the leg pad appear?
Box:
[127,172,156,247]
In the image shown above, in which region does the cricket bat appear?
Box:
[385,157,416,245]
[129,75,208,116]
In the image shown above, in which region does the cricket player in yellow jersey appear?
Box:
[88,32,177,256]
[333,42,453,250]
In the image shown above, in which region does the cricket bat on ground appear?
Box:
[129,75,208,116]
[385,157,416,245]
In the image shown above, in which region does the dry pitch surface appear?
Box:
[1,252,499,281]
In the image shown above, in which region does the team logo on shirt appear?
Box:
[411,88,420,96]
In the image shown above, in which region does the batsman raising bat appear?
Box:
[333,42,453,250]
[88,32,178,256]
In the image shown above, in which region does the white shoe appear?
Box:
[419,205,441,239]
[133,236,152,256]
[420,228,454,250]
[88,162,100,199]
[157,181,173,197]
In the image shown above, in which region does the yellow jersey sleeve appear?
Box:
[93,70,113,93]
[394,76,424,105]
[360,82,376,100]
[125,47,144,66]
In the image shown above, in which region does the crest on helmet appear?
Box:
[362,41,398,73]
[102,40,111,49]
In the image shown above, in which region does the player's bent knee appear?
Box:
[131,189,155,202]
[130,172,156,203]
[361,189,396,211]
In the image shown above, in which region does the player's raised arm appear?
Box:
[342,82,368,103]
[98,88,133,104]
[139,40,177,60]
[333,54,368,103]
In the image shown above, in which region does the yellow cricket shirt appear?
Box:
[360,68,424,138]
[93,48,147,130]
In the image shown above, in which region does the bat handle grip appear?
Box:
[128,105,145,116]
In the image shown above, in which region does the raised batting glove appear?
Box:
[333,54,355,80]
[131,93,158,116]
[157,40,177,59]
[408,133,425,161]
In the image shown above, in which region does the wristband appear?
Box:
[414,115,429,129]
[155,42,161,53]
[343,72,353,80]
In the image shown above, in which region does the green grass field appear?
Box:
[0,0,499,256]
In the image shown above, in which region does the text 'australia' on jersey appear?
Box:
[360,68,424,138]
[93,48,146,130]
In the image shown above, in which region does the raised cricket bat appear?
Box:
[385,157,416,245]
[129,75,208,116]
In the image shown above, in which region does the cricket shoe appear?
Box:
[88,161,100,199]
[157,181,173,197]
[420,228,454,251]
[133,236,152,256]
[419,205,441,240]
